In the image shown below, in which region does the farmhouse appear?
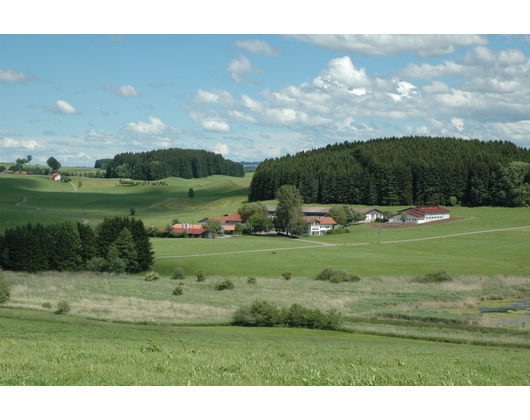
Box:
[49,173,61,181]
[305,217,337,236]
[389,205,451,224]
[198,212,242,226]
[0,170,13,174]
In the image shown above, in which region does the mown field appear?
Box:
[1,308,530,385]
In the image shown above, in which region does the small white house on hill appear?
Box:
[49,173,61,181]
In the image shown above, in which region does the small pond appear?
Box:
[477,299,530,329]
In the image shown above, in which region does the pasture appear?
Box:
[1,308,530,385]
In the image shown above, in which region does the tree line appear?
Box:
[0,217,154,273]
[104,147,245,180]
[248,136,530,207]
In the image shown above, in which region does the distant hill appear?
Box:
[105,147,245,180]
[248,136,530,207]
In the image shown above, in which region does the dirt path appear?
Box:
[15,196,41,213]
[69,181,78,192]
[155,225,530,259]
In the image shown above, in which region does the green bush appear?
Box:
[343,274,361,282]
[172,286,183,296]
[171,267,186,279]
[282,271,292,280]
[108,257,126,274]
[42,302,53,309]
[232,300,342,330]
[315,267,335,281]
[247,275,257,284]
[144,271,160,282]
[329,274,343,283]
[86,257,108,272]
[412,269,453,283]
[55,300,71,314]
[0,269,10,304]
[197,270,206,282]
[214,279,235,291]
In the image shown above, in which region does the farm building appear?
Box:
[305,217,337,236]
[266,206,383,223]
[389,205,451,224]
[198,212,242,226]
[49,173,61,181]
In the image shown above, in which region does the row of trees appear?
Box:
[248,137,530,207]
[0,217,154,273]
[105,147,245,180]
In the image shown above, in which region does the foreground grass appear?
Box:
[1,308,529,385]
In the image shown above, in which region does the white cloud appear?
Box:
[0,130,22,136]
[397,61,478,80]
[0,69,39,83]
[0,138,42,150]
[195,89,219,103]
[225,55,264,84]
[315,56,371,89]
[123,116,179,136]
[288,35,488,58]
[214,143,229,155]
[44,100,80,115]
[421,81,451,94]
[188,109,230,133]
[234,39,281,57]
[103,83,139,97]
[451,117,465,131]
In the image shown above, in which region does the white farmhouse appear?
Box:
[389,205,451,224]
[49,172,61,181]
[305,217,336,236]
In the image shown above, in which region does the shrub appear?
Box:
[108,258,126,274]
[86,257,108,272]
[412,269,453,283]
[172,286,183,296]
[282,271,292,280]
[329,274,343,283]
[214,279,235,291]
[233,300,282,327]
[42,302,53,309]
[343,274,361,283]
[56,300,71,314]
[247,275,257,284]
[144,271,160,282]
[315,267,335,281]
[197,270,206,282]
[171,267,186,279]
[0,269,10,304]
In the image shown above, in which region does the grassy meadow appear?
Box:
[1,308,530,385]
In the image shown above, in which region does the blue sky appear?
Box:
[2,4,530,167]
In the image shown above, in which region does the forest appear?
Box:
[248,136,530,207]
[104,147,245,180]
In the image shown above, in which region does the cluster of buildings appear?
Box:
[1,169,27,175]
[154,204,451,238]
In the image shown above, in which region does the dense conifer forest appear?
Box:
[105,148,245,180]
[248,136,530,207]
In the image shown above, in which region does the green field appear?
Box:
[1,308,529,385]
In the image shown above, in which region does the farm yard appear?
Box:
[1,170,530,385]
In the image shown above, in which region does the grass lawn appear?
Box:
[1,308,529,385]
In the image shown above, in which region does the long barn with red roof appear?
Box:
[389,205,450,224]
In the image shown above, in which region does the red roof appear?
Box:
[224,212,242,222]
[414,205,450,213]
[406,211,425,218]
[223,225,236,231]
[306,217,336,224]
[49,172,60,179]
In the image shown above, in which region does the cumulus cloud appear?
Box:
[451,117,465,131]
[0,69,40,83]
[288,35,488,58]
[214,143,229,155]
[44,100,80,115]
[225,55,264,84]
[123,116,180,137]
[0,138,43,150]
[234,40,281,57]
[103,83,139,97]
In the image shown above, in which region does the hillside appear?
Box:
[248,136,530,207]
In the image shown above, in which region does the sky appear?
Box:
[2,3,530,167]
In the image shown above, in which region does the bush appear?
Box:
[86,257,108,272]
[0,269,10,304]
[214,279,235,291]
[343,274,361,283]
[108,258,126,274]
[42,302,52,309]
[171,267,186,279]
[329,274,343,283]
[315,267,335,281]
[197,270,206,282]
[56,300,71,314]
[144,271,160,282]
[412,269,453,283]
[232,300,343,330]
[247,275,257,284]
[282,271,292,280]
[172,286,183,296]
